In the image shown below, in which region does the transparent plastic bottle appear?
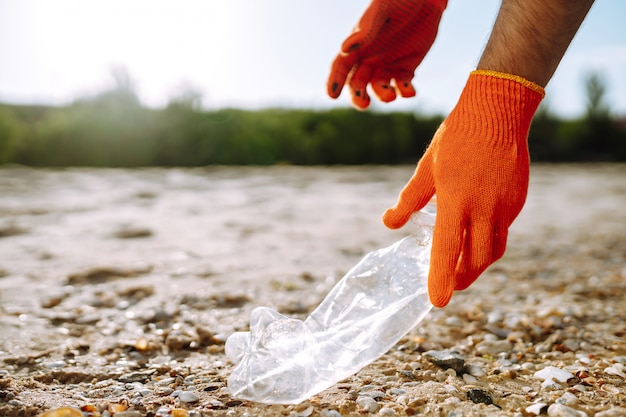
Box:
[225,200,436,404]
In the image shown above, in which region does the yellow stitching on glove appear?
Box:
[471,69,546,97]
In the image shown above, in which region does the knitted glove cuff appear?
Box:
[471,69,546,98]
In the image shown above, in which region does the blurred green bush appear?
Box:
[1,72,624,166]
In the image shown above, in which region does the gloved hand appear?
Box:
[382,70,545,307]
[327,0,447,109]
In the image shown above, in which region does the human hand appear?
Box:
[327,0,447,109]
[382,70,545,307]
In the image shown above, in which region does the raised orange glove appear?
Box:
[327,0,447,109]
[383,70,545,307]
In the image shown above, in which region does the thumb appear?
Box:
[341,0,387,53]
[382,151,435,229]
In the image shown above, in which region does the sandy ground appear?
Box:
[0,164,624,417]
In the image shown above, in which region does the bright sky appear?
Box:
[1,0,625,117]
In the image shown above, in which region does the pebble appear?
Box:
[397,370,415,380]
[378,407,396,415]
[112,411,143,417]
[575,354,591,364]
[444,316,464,327]
[292,406,313,417]
[465,364,486,377]
[487,310,504,324]
[119,370,156,383]
[526,402,548,415]
[424,349,466,375]
[320,410,342,417]
[462,373,477,384]
[604,363,625,378]
[466,389,493,405]
[556,392,579,406]
[156,377,176,386]
[356,396,379,413]
[157,387,174,396]
[596,407,626,417]
[396,394,409,405]
[547,403,588,417]
[362,390,386,400]
[46,360,67,368]
[178,391,199,403]
[444,385,459,394]
[475,340,513,356]
[435,370,448,382]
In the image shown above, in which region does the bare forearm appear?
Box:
[477,0,594,87]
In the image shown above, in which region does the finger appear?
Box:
[454,221,509,291]
[454,219,494,291]
[348,63,375,109]
[492,223,508,262]
[371,72,397,103]
[394,72,417,98]
[327,52,358,99]
[382,151,435,229]
[428,207,464,308]
[341,0,387,53]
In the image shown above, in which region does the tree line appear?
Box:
[0,73,624,166]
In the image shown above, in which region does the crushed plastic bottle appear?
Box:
[225,200,436,404]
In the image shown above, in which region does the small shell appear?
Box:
[600,384,620,394]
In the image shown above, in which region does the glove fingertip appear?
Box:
[327,79,344,99]
[372,81,397,103]
[341,33,363,53]
[396,81,416,98]
[382,208,410,229]
[351,90,370,109]
[428,278,453,308]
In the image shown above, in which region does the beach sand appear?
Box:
[0,164,624,417]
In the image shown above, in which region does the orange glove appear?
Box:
[327,0,447,109]
[383,70,545,307]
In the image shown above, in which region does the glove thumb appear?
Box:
[341,1,388,53]
[382,150,435,229]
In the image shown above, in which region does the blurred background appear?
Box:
[1,0,625,166]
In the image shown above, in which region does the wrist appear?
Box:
[470,69,545,98]
[444,71,545,144]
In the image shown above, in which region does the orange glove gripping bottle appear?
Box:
[382,70,545,307]
[327,0,447,109]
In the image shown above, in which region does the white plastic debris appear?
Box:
[226,201,436,404]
